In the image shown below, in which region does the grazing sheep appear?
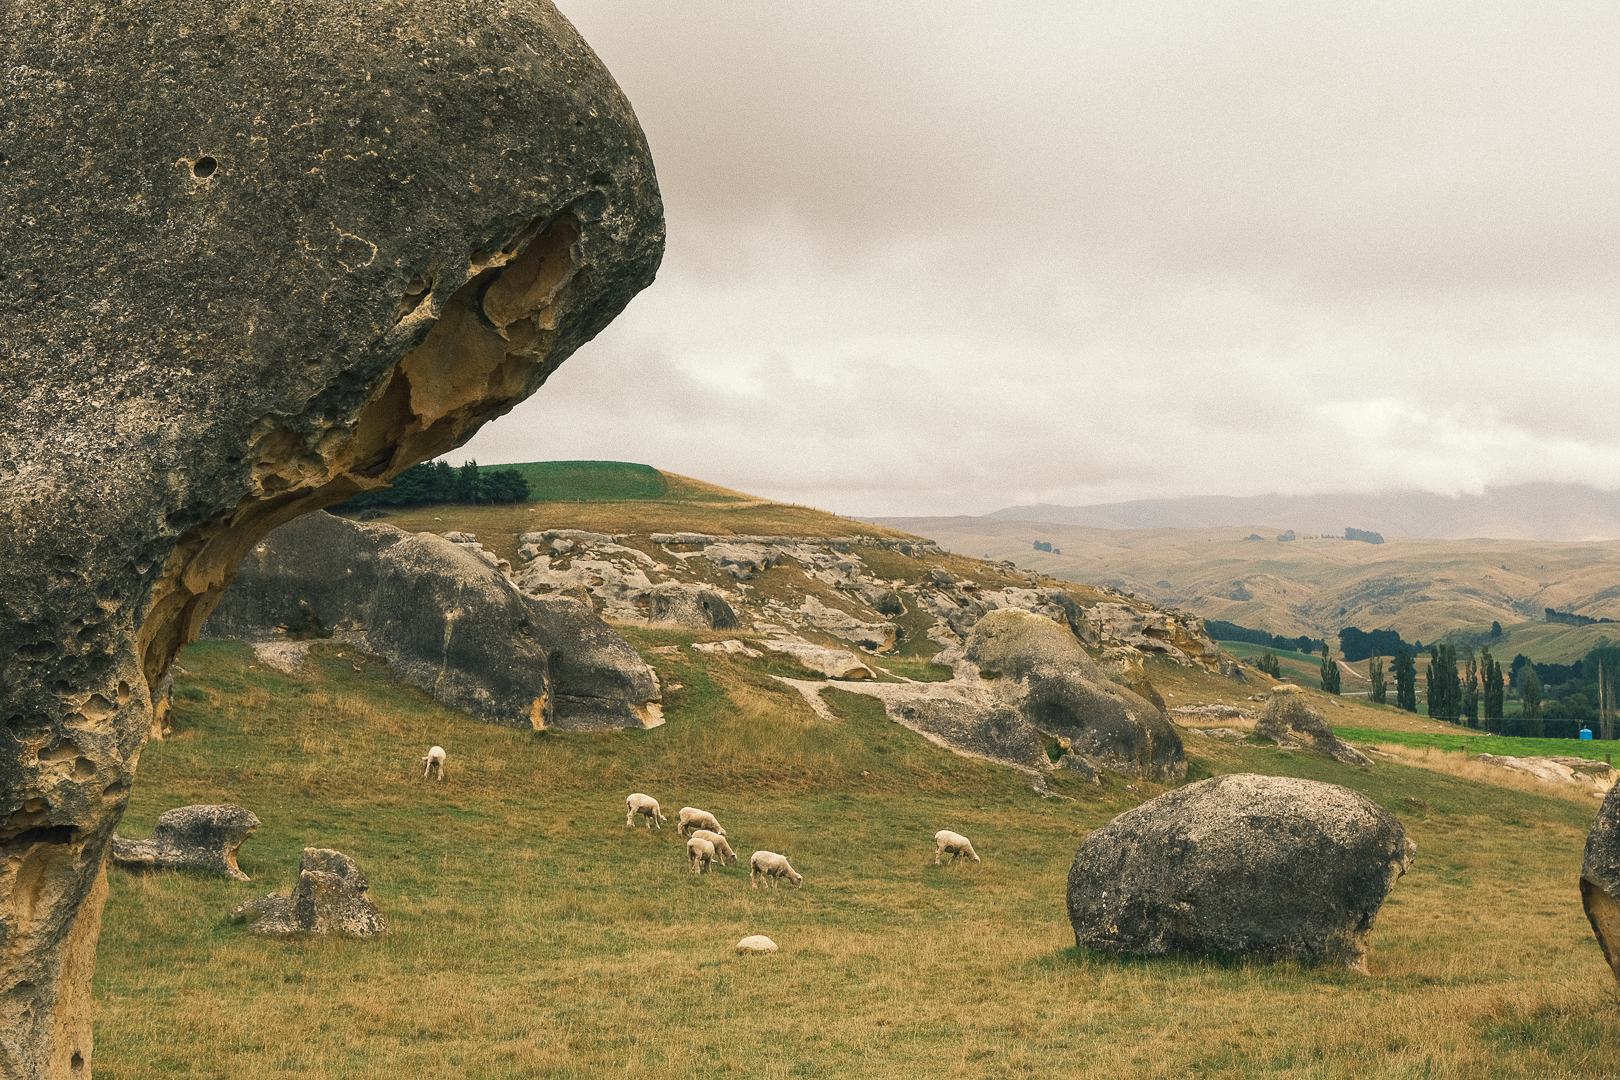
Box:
[934,829,980,866]
[626,793,666,829]
[750,850,802,889]
[421,745,447,781]
[690,829,736,866]
[687,836,717,874]
[677,807,725,837]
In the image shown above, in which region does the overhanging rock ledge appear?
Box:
[0,2,663,1074]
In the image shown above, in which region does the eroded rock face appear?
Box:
[205,513,661,730]
[110,805,260,881]
[965,609,1184,781]
[230,849,386,938]
[0,3,661,1072]
[1256,686,1371,766]
[1068,774,1414,971]
[1581,782,1620,984]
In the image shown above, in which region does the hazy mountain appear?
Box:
[988,484,1620,542]
[860,515,1620,649]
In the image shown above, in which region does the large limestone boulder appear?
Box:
[965,609,1184,781]
[1581,781,1620,984]
[0,3,661,1072]
[110,805,260,881]
[206,512,661,730]
[230,849,387,938]
[1257,686,1371,765]
[1067,774,1415,971]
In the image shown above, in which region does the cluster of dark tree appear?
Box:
[1419,644,1506,729]
[1545,607,1614,627]
[1343,526,1384,544]
[1319,649,1341,693]
[1254,651,1282,677]
[1336,627,1424,662]
[1205,619,1325,655]
[333,461,531,511]
[1366,649,1419,711]
[1031,540,1061,554]
[1505,646,1620,736]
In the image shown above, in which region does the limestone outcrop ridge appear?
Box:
[205,513,662,730]
[0,3,662,1073]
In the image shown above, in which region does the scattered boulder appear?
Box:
[1582,781,1620,985]
[1476,754,1616,794]
[206,513,661,731]
[966,609,1184,781]
[693,640,765,658]
[647,583,741,630]
[231,849,387,938]
[1256,686,1370,765]
[763,638,875,680]
[736,935,779,955]
[110,805,261,881]
[1068,774,1415,971]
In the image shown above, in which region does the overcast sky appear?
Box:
[456,1,1620,517]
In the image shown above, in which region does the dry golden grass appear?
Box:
[92,639,1620,1079]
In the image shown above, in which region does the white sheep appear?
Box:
[934,829,980,866]
[677,807,725,837]
[690,828,736,866]
[687,836,717,874]
[750,850,802,889]
[421,745,447,781]
[626,793,666,829]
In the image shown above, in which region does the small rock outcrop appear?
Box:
[1582,782,1620,984]
[1067,774,1414,971]
[1,1,661,1066]
[736,935,778,954]
[110,805,261,881]
[206,513,662,731]
[230,849,387,938]
[1256,686,1370,765]
[966,610,1184,781]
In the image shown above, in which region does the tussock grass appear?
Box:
[94,639,1620,1079]
[1357,743,1609,806]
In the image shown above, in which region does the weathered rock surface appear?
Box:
[965,610,1184,781]
[1581,781,1620,984]
[736,935,778,954]
[230,849,387,938]
[110,805,260,881]
[1476,754,1616,794]
[0,3,662,1071]
[1256,686,1370,765]
[206,513,661,730]
[1068,774,1414,971]
[762,639,875,680]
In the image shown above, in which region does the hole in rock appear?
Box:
[71,1052,84,1072]
[192,156,217,178]
[38,740,82,763]
[395,276,433,322]
[117,681,131,704]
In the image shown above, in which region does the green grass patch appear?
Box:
[1334,724,1620,762]
[506,460,669,502]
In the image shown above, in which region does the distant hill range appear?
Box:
[988,483,1620,542]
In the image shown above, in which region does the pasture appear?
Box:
[94,639,1620,1078]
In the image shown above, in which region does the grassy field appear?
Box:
[93,635,1620,1079]
[505,461,670,502]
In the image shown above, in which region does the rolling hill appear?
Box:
[865,515,1620,652]
[94,460,1620,1078]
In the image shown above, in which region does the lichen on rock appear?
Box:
[1068,774,1414,971]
